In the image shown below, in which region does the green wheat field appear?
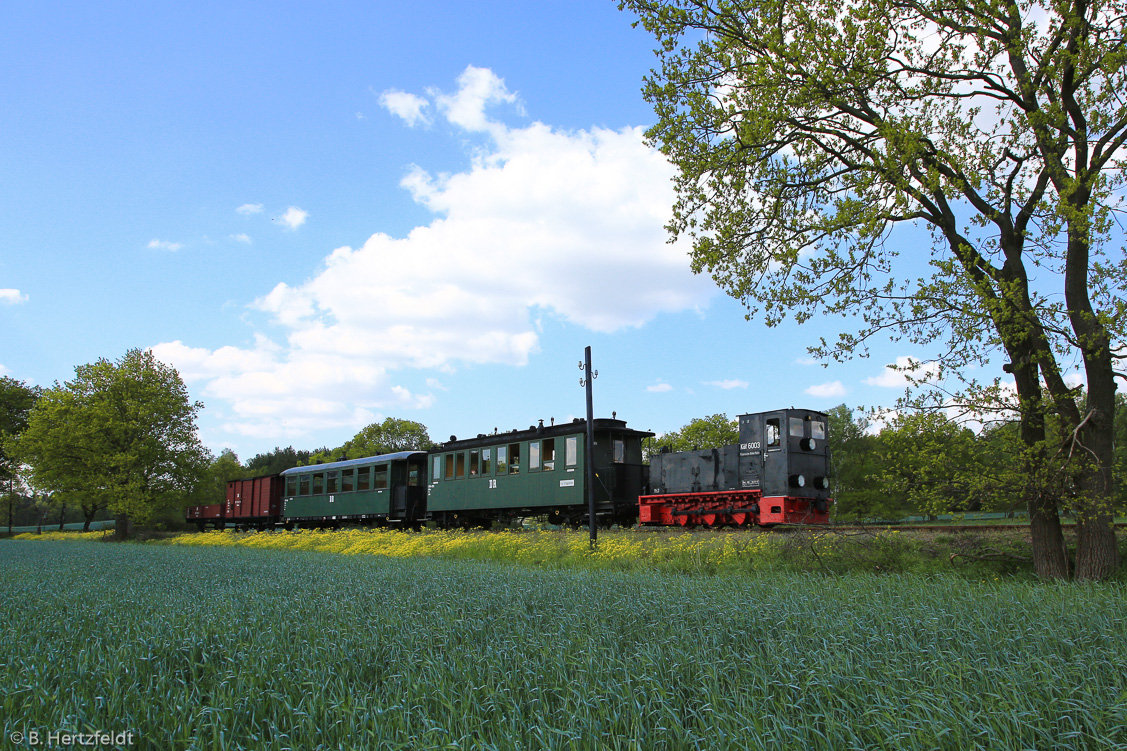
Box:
[2,539,1125,750]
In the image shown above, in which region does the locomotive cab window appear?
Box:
[614,439,625,464]
[357,466,371,491]
[508,443,521,474]
[529,441,540,471]
[766,419,781,448]
[812,420,826,440]
[790,417,805,438]
[543,439,555,470]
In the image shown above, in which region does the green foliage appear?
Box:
[14,349,209,527]
[875,412,985,517]
[306,417,436,465]
[243,446,323,477]
[644,413,738,458]
[189,448,244,506]
[0,377,43,523]
[824,404,900,519]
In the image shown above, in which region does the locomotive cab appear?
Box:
[740,410,831,524]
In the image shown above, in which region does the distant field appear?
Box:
[3,540,1126,750]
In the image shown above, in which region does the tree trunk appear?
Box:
[58,500,67,531]
[1009,338,1070,579]
[1073,359,1120,580]
[115,514,132,540]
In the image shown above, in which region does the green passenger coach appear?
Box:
[426,418,653,529]
[280,451,429,528]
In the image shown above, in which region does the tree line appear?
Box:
[0,351,434,534]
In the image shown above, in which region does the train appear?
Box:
[185,407,832,531]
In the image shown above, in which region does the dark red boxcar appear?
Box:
[225,476,283,522]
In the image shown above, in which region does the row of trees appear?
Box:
[2,352,440,533]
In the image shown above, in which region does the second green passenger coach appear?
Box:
[426,417,653,529]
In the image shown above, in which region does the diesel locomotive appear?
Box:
[185,408,832,531]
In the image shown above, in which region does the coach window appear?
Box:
[469,450,480,476]
[432,455,442,482]
[456,451,466,478]
[766,419,781,448]
[286,476,297,496]
[790,417,805,438]
[508,443,521,474]
[566,436,578,466]
[497,446,508,474]
[543,439,555,470]
[357,466,371,491]
[482,447,492,475]
[444,453,455,480]
[312,472,324,495]
[341,468,355,493]
[299,474,311,495]
[374,466,389,490]
[408,460,423,486]
[326,470,339,494]
[529,441,540,471]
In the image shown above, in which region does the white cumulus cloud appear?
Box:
[230,233,252,244]
[805,380,847,398]
[0,289,28,305]
[237,203,264,215]
[277,206,309,230]
[864,356,941,388]
[705,379,748,389]
[154,66,713,443]
[147,239,183,251]
[647,382,674,393]
[379,89,431,127]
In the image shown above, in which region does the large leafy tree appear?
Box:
[16,349,210,531]
[622,0,1126,579]
[308,417,436,465]
[0,376,42,532]
[644,413,739,458]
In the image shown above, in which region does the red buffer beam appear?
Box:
[639,489,831,527]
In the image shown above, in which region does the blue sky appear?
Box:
[1,0,954,459]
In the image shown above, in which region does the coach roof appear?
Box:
[279,451,428,475]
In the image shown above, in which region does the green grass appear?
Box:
[3,540,1126,750]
